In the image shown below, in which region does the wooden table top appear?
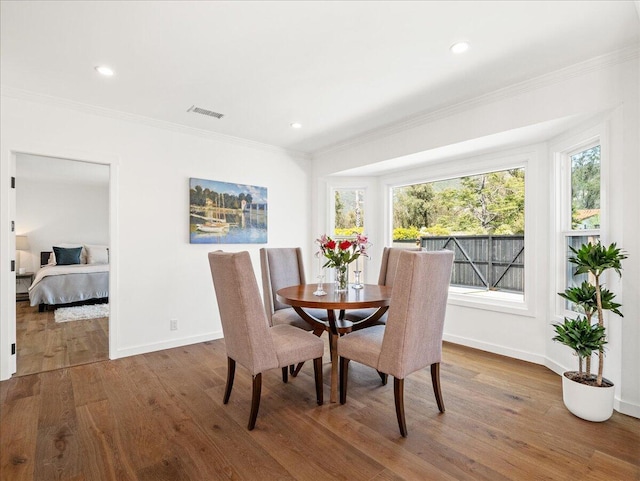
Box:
[276,283,392,310]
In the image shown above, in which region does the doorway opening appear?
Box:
[14,154,110,376]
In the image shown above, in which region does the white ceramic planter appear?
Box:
[562,373,614,422]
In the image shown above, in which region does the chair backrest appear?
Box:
[378,250,454,379]
[260,248,306,322]
[209,251,279,375]
[377,246,421,286]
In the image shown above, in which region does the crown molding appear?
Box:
[314,43,639,158]
[0,86,311,161]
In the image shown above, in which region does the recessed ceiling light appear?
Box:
[290,122,302,129]
[450,41,470,54]
[95,66,115,76]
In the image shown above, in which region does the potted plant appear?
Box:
[553,241,627,422]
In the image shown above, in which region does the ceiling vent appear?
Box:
[187,105,224,119]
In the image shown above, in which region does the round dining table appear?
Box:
[277,283,392,402]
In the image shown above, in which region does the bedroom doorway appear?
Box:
[14,154,110,376]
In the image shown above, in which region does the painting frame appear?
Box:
[189,177,268,244]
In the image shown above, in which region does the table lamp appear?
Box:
[16,235,30,274]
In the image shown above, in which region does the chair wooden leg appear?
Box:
[292,362,305,377]
[223,357,236,404]
[282,367,288,383]
[313,357,324,405]
[377,370,388,385]
[248,373,262,431]
[394,377,408,437]
[431,362,445,413]
[289,365,295,375]
[339,357,350,404]
[292,329,323,378]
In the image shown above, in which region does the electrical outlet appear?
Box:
[170,319,178,331]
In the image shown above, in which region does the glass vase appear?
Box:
[352,270,363,289]
[335,265,348,292]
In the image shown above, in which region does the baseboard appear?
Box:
[614,398,640,419]
[114,330,223,359]
[443,333,547,365]
[543,357,567,376]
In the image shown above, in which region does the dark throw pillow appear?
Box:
[53,246,83,265]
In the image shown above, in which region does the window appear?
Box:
[333,188,365,236]
[571,145,600,230]
[392,168,525,297]
[562,143,601,313]
[331,187,368,278]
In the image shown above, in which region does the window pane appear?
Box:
[334,189,364,236]
[393,168,525,293]
[571,145,600,230]
[393,169,524,237]
[332,189,366,281]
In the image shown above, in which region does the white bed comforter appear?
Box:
[30,263,110,290]
[28,263,110,306]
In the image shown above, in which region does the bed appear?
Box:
[29,247,109,311]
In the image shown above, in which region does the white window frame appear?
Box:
[552,124,608,320]
[382,146,536,317]
[324,179,375,282]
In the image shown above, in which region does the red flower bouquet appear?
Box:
[316,234,370,290]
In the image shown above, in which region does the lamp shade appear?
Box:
[16,235,30,251]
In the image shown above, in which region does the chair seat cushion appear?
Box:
[270,324,325,368]
[344,308,387,325]
[337,325,386,369]
[343,308,376,321]
[272,307,330,330]
[272,308,313,330]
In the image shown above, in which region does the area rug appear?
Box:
[54,304,109,323]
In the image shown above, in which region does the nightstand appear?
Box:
[16,272,34,302]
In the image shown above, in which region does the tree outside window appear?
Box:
[334,189,365,236]
[571,145,600,230]
[392,168,525,239]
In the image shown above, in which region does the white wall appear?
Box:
[0,93,312,378]
[15,170,109,273]
[312,51,640,417]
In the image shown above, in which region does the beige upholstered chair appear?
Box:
[260,247,328,331]
[260,247,329,377]
[345,246,421,323]
[208,251,324,430]
[338,250,454,437]
[378,246,422,285]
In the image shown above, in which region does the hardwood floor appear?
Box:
[1,339,638,480]
[15,302,109,377]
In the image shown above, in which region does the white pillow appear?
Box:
[85,245,109,264]
[49,243,87,264]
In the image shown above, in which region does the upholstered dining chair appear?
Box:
[208,251,324,431]
[260,247,328,331]
[338,250,454,437]
[260,247,329,377]
[344,246,421,324]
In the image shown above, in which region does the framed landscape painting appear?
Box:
[189,177,268,244]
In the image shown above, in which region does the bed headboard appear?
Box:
[40,251,52,267]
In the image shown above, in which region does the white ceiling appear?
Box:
[1,1,638,155]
